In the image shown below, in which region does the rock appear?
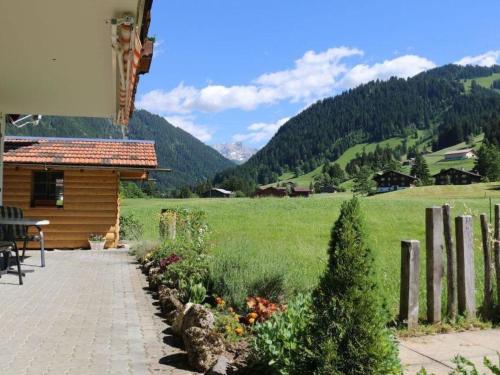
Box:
[147,267,162,291]
[183,327,225,373]
[158,288,183,324]
[182,304,215,332]
[142,260,154,274]
[207,355,230,375]
[172,302,193,336]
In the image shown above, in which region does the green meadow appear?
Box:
[123,183,500,318]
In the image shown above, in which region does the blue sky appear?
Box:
[136,0,500,148]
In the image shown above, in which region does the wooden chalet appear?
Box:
[2,136,158,249]
[0,0,155,206]
[317,185,340,193]
[290,187,311,197]
[372,170,417,193]
[433,168,481,185]
[255,186,287,198]
[202,188,233,198]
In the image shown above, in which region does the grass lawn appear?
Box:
[463,72,500,93]
[123,183,500,318]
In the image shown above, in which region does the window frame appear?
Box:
[31,170,64,208]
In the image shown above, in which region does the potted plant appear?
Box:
[88,234,106,250]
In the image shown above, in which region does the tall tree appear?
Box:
[353,166,375,195]
[306,198,401,374]
[475,143,500,181]
[411,154,431,185]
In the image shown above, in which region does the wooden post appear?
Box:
[442,204,457,320]
[400,240,420,328]
[494,240,500,307]
[426,207,444,323]
[480,214,493,319]
[495,204,499,241]
[456,215,476,319]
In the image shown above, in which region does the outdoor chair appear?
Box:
[0,206,41,262]
[0,241,23,285]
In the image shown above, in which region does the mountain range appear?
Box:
[214,64,500,186]
[7,110,234,190]
[212,142,257,164]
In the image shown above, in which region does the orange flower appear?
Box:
[247,312,258,320]
[234,326,244,336]
[248,318,255,325]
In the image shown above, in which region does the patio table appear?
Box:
[0,219,49,267]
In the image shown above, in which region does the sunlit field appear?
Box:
[123,183,500,318]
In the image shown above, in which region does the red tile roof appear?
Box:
[4,137,157,168]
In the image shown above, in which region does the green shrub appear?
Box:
[120,213,144,241]
[306,197,401,374]
[129,240,161,262]
[209,247,290,310]
[249,274,286,304]
[159,208,209,250]
[251,294,313,375]
[162,253,210,303]
[186,281,207,304]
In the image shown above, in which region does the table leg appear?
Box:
[37,227,45,267]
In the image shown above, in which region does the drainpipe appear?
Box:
[0,112,5,205]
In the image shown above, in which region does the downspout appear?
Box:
[0,113,4,205]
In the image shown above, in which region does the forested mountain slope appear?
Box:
[7,110,234,190]
[215,64,500,185]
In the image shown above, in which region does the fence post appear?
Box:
[495,240,500,307]
[442,204,457,320]
[456,215,476,319]
[495,204,499,241]
[426,207,444,323]
[480,214,493,319]
[400,240,420,329]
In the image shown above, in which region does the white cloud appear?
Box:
[165,115,213,142]
[338,55,436,89]
[455,50,500,67]
[153,39,165,57]
[232,117,290,144]
[138,47,364,114]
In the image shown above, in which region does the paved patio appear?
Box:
[2,249,500,374]
[399,329,500,374]
[0,249,194,375]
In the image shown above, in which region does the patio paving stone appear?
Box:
[0,249,195,374]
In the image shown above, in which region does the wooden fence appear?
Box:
[399,203,500,328]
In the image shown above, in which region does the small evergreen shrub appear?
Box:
[120,213,144,241]
[306,197,401,374]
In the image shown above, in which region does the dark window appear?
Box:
[32,171,64,207]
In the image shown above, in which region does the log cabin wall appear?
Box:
[3,167,120,249]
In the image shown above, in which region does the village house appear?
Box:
[254,186,287,197]
[433,168,482,185]
[317,185,340,193]
[290,187,312,197]
[443,148,477,161]
[2,136,158,249]
[202,188,234,198]
[372,170,418,193]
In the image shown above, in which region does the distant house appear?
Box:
[318,185,340,193]
[254,186,287,197]
[443,149,477,161]
[202,188,233,198]
[372,170,418,193]
[433,168,481,185]
[402,158,415,167]
[290,187,311,197]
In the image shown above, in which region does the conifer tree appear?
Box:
[410,154,431,185]
[307,198,401,374]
